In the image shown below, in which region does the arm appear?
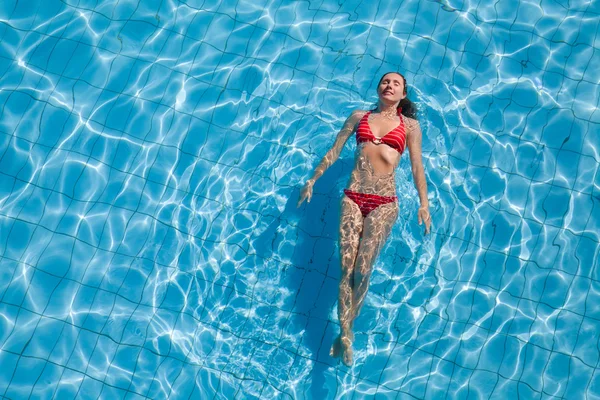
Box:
[297,110,363,207]
[406,117,431,233]
[307,110,364,183]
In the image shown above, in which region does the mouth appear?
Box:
[383,90,393,95]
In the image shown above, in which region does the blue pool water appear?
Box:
[0,0,599,398]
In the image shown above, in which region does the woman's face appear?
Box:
[377,73,406,104]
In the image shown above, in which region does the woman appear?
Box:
[296,72,431,366]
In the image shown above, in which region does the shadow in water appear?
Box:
[254,159,353,399]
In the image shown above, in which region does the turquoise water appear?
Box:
[0,0,599,398]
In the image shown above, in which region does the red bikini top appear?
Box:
[355,109,406,154]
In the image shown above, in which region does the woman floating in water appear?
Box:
[296,72,431,366]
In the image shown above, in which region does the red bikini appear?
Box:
[355,109,407,153]
[343,189,398,217]
[343,109,406,217]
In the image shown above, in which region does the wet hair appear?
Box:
[373,72,418,120]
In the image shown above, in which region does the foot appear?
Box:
[340,336,353,366]
[329,335,342,358]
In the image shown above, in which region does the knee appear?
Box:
[340,267,354,280]
[353,262,372,282]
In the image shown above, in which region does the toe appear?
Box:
[330,336,341,358]
[342,348,353,366]
[340,336,353,366]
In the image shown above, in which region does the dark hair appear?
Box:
[373,72,418,120]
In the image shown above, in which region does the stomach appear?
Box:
[345,146,399,197]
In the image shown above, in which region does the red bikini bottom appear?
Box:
[343,189,398,218]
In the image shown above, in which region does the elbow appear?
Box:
[328,150,341,164]
[411,164,424,176]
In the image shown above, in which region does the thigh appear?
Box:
[339,195,364,271]
[356,200,399,273]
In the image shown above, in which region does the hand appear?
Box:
[297,179,315,208]
[418,206,431,235]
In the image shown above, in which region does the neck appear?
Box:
[376,102,399,117]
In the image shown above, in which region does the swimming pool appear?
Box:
[0,0,598,398]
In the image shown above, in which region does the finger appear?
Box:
[418,213,422,225]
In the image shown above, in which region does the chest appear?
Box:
[355,113,407,154]
[366,114,405,138]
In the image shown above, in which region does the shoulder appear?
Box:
[348,109,368,121]
[343,109,368,126]
[402,115,422,135]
